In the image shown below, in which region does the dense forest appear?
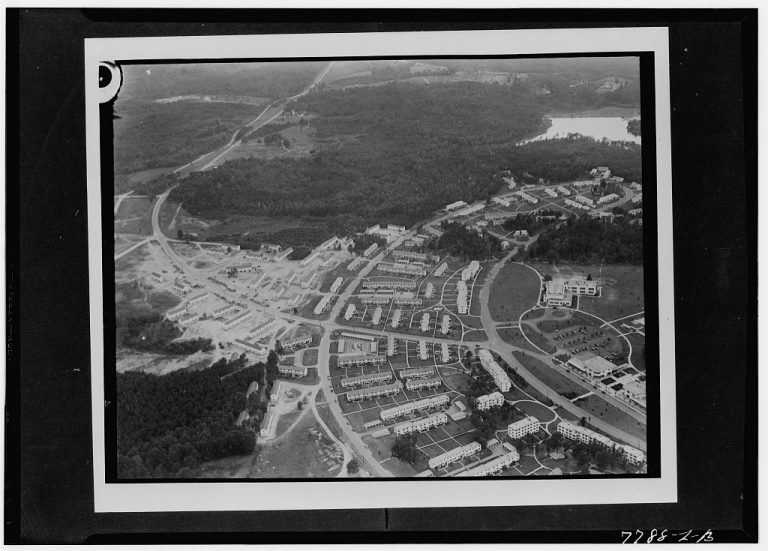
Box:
[503,135,642,185]
[113,99,263,176]
[527,217,644,265]
[168,82,547,225]
[163,82,640,243]
[117,351,282,478]
[429,221,501,260]
[116,312,213,355]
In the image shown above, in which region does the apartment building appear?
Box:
[440,314,451,335]
[441,342,451,363]
[420,313,431,332]
[178,312,199,326]
[314,293,333,314]
[406,376,442,391]
[399,366,435,379]
[278,363,309,378]
[224,310,252,329]
[346,380,403,403]
[371,306,383,325]
[456,280,469,314]
[344,304,357,320]
[434,263,448,277]
[429,442,482,470]
[461,450,520,477]
[337,353,387,369]
[478,349,512,392]
[418,340,429,360]
[378,263,427,277]
[507,416,540,439]
[166,305,188,321]
[476,391,505,410]
[424,282,435,299]
[393,413,448,436]
[330,277,344,294]
[281,334,312,351]
[379,394,449,421]
[249,318,276,337]
[387,335,398,357]
[556,185,571,196]
[234,338,266,355]
[340,370,394,389]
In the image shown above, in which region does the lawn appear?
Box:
[515,400,557,423]
[497,327,540,353]
[489,262,542,322]
[572,265,645,324]
[572,394,647,441]
[511,351,590,397]
[302,348,319,366]
[315,403,346,442]
[626,332,646,372]
[437,367,473,394]
[520,324,558,354]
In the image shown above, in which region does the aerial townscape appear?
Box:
[113,57,647,479]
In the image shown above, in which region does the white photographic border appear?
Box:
[86,27,676,512]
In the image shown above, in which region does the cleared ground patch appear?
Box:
[490,262,542,323]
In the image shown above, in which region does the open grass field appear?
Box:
[496,327,537,353]
[511,351,590,397]
[114,197,154,235]
[514,400,557,423]
[115,282,181,317]
[572,394,647,441]
[489,262,542,323]
[437,367,473,394]
[520,324,558,354]
[566,264,645,324]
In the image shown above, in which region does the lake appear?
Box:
[521,116,641,144]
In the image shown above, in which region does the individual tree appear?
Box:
[177,229,184,240]
[391,434,418,463]
[346,459,359,474]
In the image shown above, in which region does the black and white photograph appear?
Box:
[83,27,680,513]
[8,8,757,544]
[111,56,650,481]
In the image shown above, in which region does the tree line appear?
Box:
[526,217,644,265]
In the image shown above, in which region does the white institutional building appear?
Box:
[507,416,540,439]
[477,349,512,392]
[476,391,505,410]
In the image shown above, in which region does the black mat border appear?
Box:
[7,8,757,544]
